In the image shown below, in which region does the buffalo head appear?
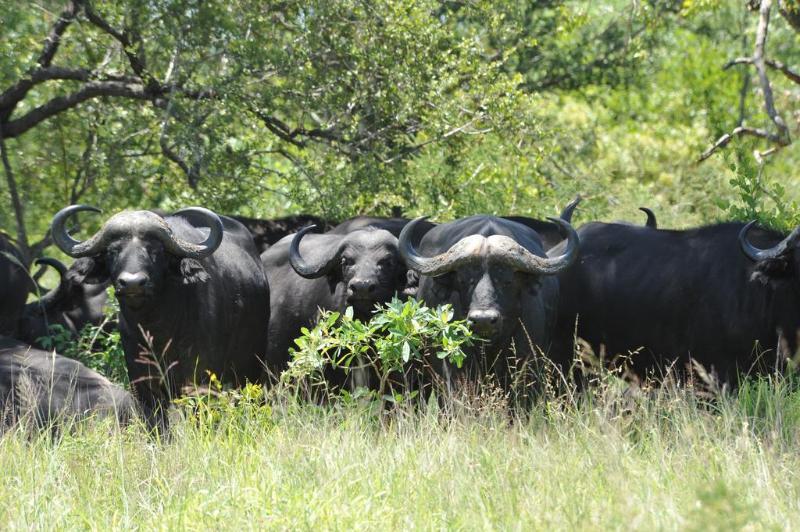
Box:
[51,205,223,310]
[739,221,800,284]
[400,216,579,342]
[290,225,406,319]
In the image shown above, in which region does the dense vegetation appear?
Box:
[3,0,800,260]
[3,0,800,528]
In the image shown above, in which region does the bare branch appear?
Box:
[752,0,790,144]
[765,58,800,84]
[724,56,800,85]
[699,0,791,163]
[698,126,785,162]
[724,57,754,69]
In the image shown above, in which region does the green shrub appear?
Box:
[284,297,475,400]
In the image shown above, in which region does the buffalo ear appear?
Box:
[751,254,793,285]
[67,257,108,284]
[179,258,210,284]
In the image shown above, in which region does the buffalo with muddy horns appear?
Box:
[399,214,579,387]
[50,205,270,424]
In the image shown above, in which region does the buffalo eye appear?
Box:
[341,256,355,268]
[432,273,454,297]
[150,245,166,263]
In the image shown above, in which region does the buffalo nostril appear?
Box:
[117,272,148,292]
[348,279,375,297]
[467,310,502,333]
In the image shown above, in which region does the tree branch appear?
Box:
[699,0,791,163]
[38,1,80,68]
[250,107,344,148]
[0,66,140,111]
[82,2,153,87]
[2,81,156,139]
[765,57,800,84]
[751,0,790,144]
[698,126,785,162]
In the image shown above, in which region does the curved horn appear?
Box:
[289,225,343,279]
[739,221,800,262]
[491,217,579,275]
[639,207,658,229]
[30,258,69,309]
[559,195,582,223]
[170,207,224,259]
[51,205,104,257]
[399,217,460,276]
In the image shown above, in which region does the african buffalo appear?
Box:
[229,214,332,253]
[261,225,411,382]
[553,220,798,383]
[50,205,270,423]
[0,233,29,337]
[399,214,579,387]
[18,258,110,348]
[0,335,134,428]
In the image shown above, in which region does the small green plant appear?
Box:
[173,373,273,432]
[283,297,475,400]
[716,148,799,230]
[37,288,128,385]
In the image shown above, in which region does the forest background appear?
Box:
[2,0,800,265]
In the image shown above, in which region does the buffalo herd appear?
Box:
[0,197,798,426]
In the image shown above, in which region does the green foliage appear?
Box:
[37,290,128,385]
[714,148,800,231]
[284,297,475,393]
[173,376,274,433]
[5,0,800,244]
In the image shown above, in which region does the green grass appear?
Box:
[2,377,800,529]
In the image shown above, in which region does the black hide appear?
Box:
[261,228,407,378]
[553,221,797,382]
[68,212,270,420]
[0,234,29,337]
[229,214,332,253]
[0,335,134,427]
[18,259,110,348]
[411,216,563,384]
